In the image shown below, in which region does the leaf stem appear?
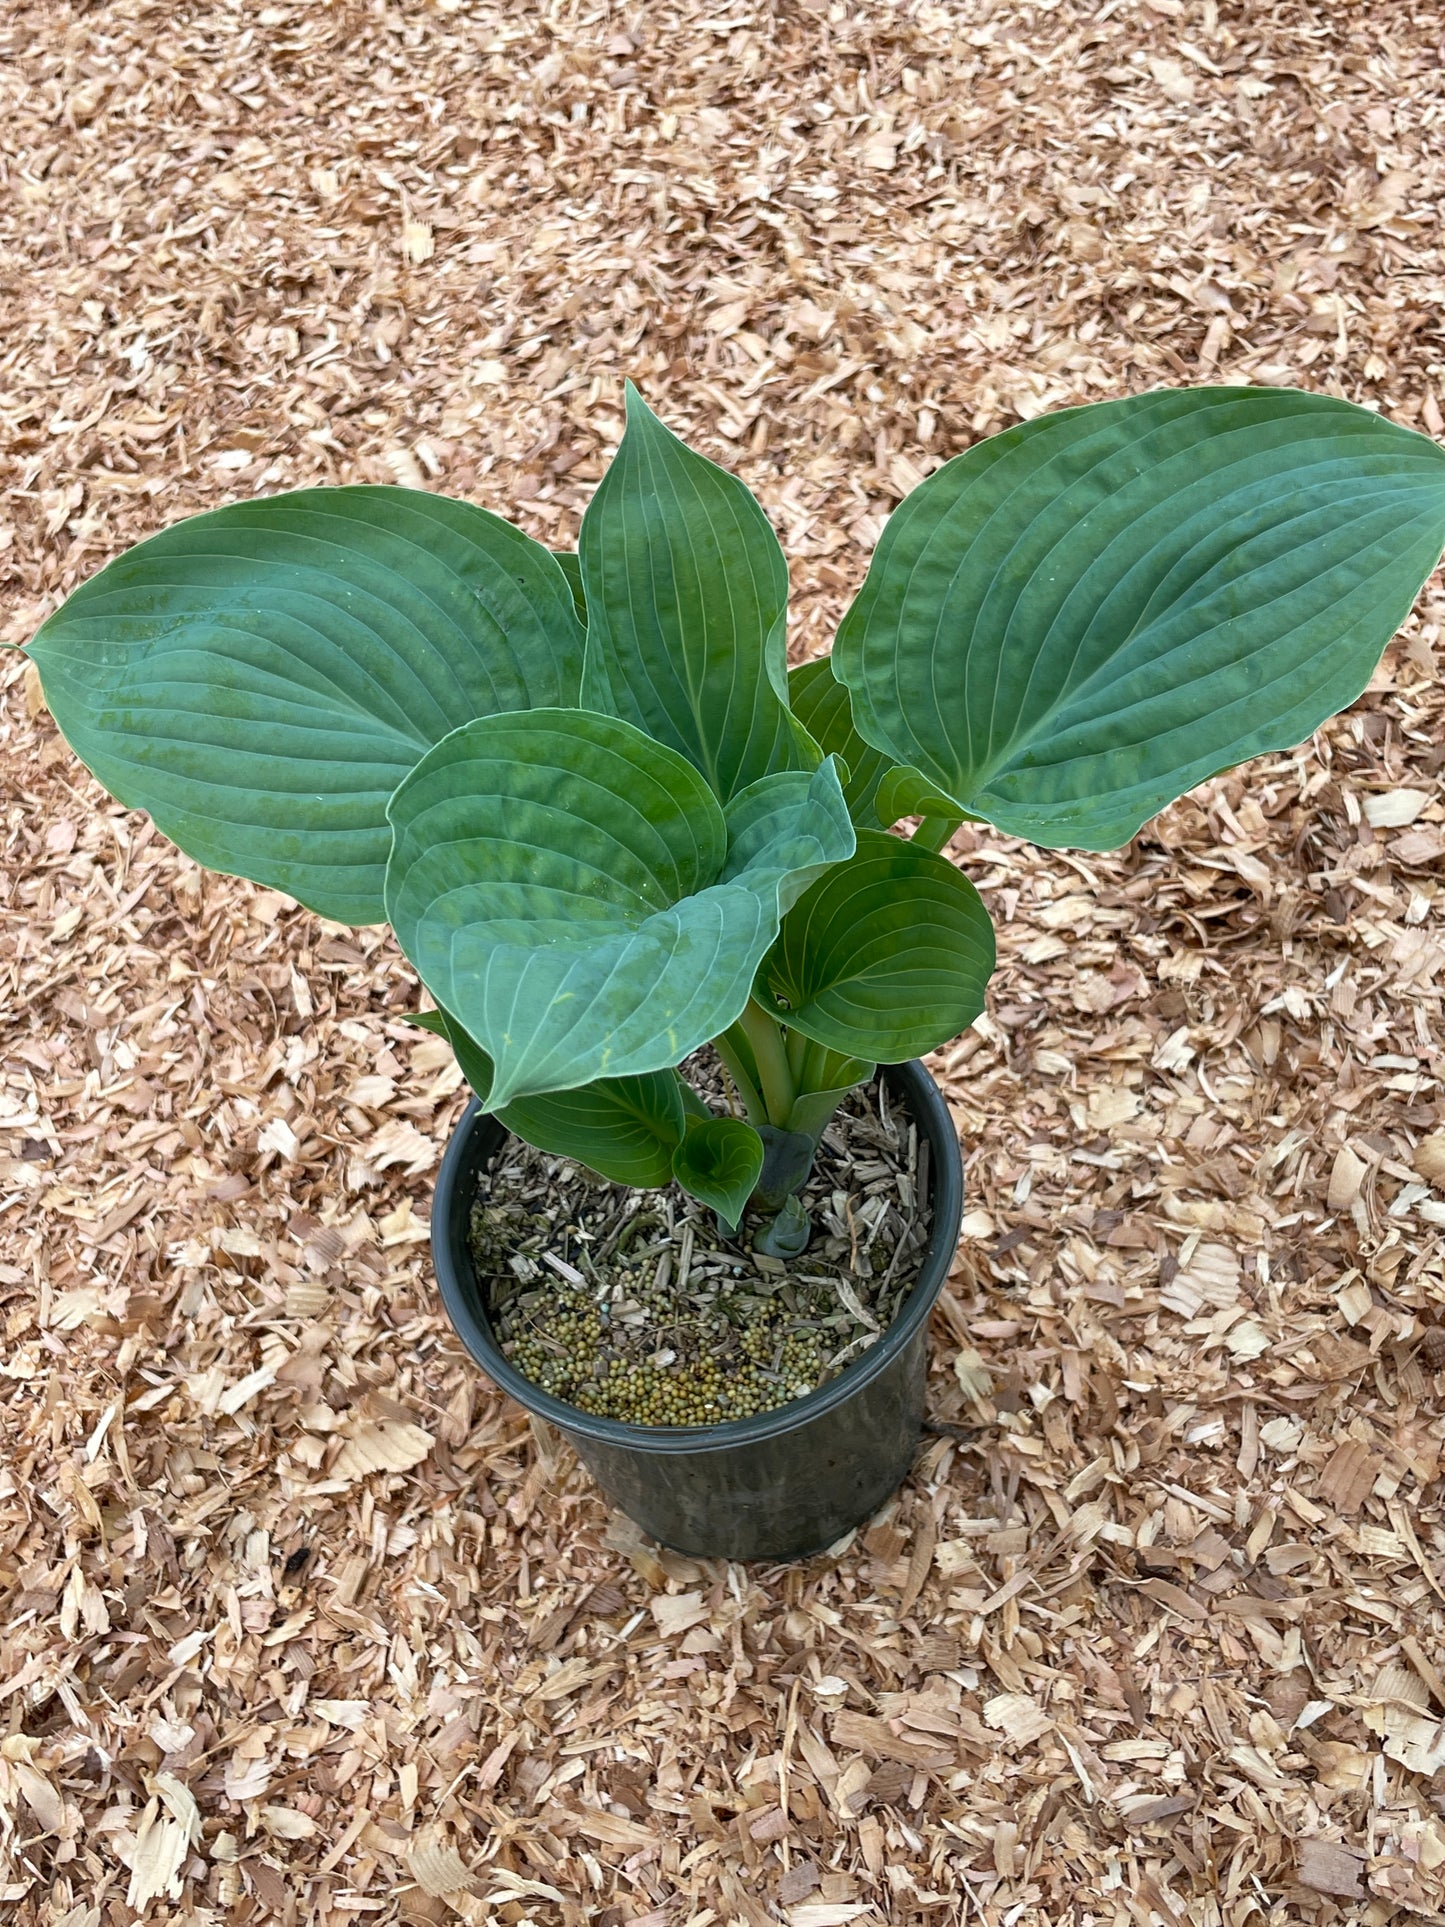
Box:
[913,812,963,852]
[786,1025,810,1084]
[712,1034,767,1126]
[735,999,796,1127]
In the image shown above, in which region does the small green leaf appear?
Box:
[672,1115,765,1225]
[762,830,996,1061]
[835,388,1445,850]
[409,1007,689,1187]
[580,384,801,800]
[385,710,853,1109]
[787,655,895,824]
[754,1193,811,1258]
[25,488,586,924]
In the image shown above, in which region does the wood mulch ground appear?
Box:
[2,2,1444,1922]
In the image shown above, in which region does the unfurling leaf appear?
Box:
[671,1115,765,1226]
[752,1125,817,1211]
[755,1193,811,1258]
[25,489,585,923]
[836,388,1445,850]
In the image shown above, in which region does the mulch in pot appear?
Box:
[467,1069,933,1427]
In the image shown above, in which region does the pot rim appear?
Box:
[430,1059,962,1457]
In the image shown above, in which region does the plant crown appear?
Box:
[24,385,1445,1249]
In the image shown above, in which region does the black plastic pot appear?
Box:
[429,1061,963,1562]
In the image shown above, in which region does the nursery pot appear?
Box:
[429,1061,963,1562]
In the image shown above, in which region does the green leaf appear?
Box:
[787,655,895,824]
[384,711,854,1109]
[409,1007,690,1187]
[671,1115,764,1225]
[835,388,1445,851]
[504,1075,693,1190]
[580,383,800,800]
[25,488,585,924]
[755,1193,811,1258]
[761,830,996,1061]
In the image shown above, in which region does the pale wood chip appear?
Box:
[650,1591,710,1638]
[406,1836,477,1898]
[1413,1131,1445,1185]
[331,1420,435,1481]
[830,1710,952,1770]
[1362,787,1429,828]
[125,1803,190,1911]
[1327,1143,1369,1212]
[1318,1438,1378,1514]
[982,1694,1053,1746]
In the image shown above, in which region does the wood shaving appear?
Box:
[2,0,1444,1922]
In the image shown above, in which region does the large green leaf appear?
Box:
[408,1008,693,1188]
[580,384,801,800]
[760,830,996,1061]
[835,388,1445,851]
[787,655,896,825]
[385,711,854,1109]
[25,488,585,923]
[671,1116,765,1226]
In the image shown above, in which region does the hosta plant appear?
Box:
[23,385,1445,1258]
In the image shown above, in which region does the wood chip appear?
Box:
[1297,1838,1366,1899]
[406,1835,476,1898]
[5,6,1445,1922]
[650,1591,712,1638]
[1413,1131,1445,1185]
[982,1694,1053,1746]
[1362,788,1429,829]
[1318,1438,1379,1515]
[1327,1143,1369,1212]
[830,1711,952,1770]
[331,1421,435,1481]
